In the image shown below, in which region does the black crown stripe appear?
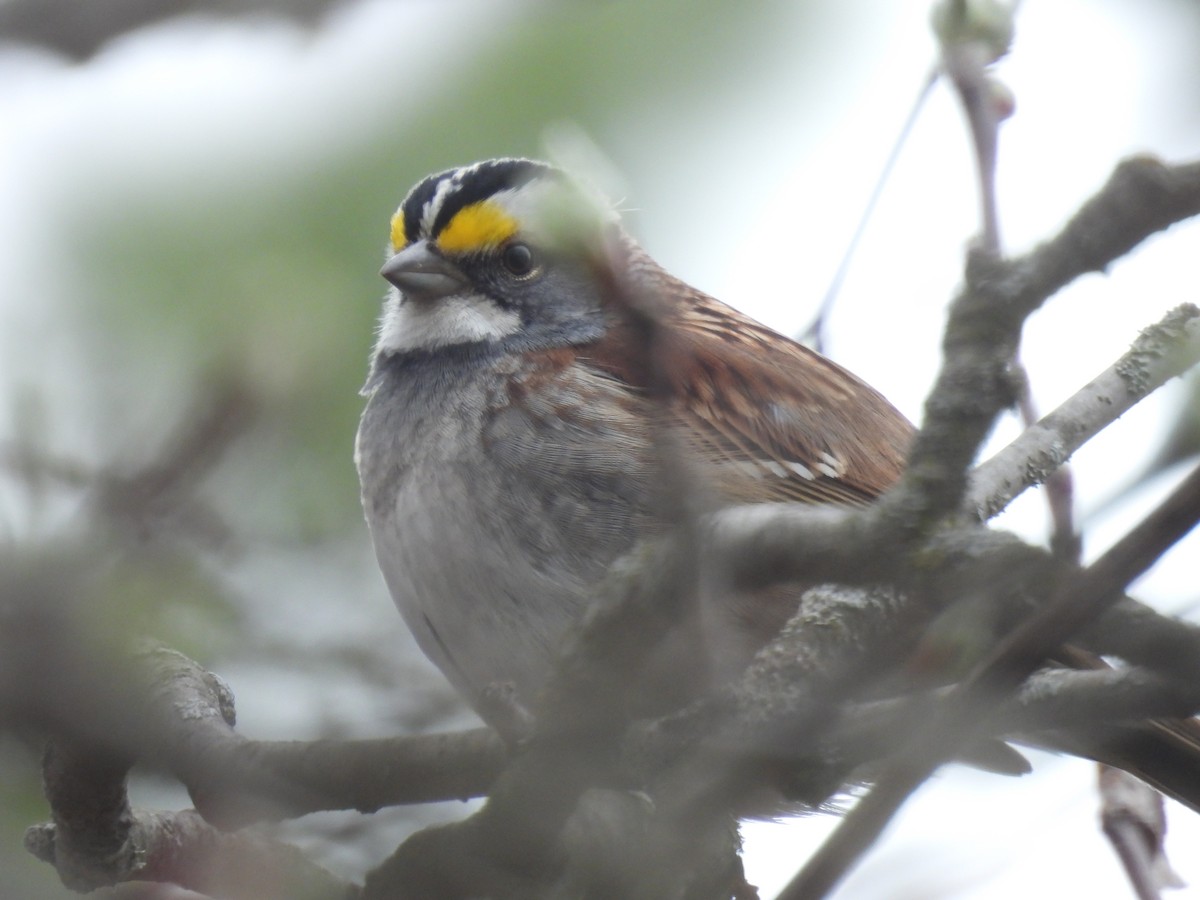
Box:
[401,168,450,248]
[400,159,560,247]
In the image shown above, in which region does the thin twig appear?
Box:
[967,304,1200,520]
[1099,766,1182,900]
[942,44,1004,254]
[799,66,939,352]
[941,0,1083,556]
[1016,373,1082,559]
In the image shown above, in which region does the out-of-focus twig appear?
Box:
[93,378,258,550]
[27,806,358,900]
[0,0,342,61]
[1099,766,1183,900]
[1083,599,1200,687]
[935,0,1012,255]
[8,616,367,897]
[936,0,1084,559]
[2,378,258,552]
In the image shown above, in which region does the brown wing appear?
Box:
[582,238,913,507]
[663,280,914,506]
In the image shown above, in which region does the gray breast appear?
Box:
[355,347,657,715]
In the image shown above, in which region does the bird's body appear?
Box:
[356,158,1200,818]
[355,158,911,720]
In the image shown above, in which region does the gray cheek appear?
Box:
[501,268,610,349]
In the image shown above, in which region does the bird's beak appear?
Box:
[380,241,468,302]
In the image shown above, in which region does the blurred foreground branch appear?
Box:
[13,153,1200,898]
[0,0,345,60]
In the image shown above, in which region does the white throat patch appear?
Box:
[374,288,521,354]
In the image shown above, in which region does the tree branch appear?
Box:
[26,730,357,899]
[968,303,1200,520]
[783,460,1200,899]
[27,807,358,900]
[890,157,1200,538]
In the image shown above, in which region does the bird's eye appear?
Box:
[500,242,538,278]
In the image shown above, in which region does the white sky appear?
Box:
[2,1,1199,897]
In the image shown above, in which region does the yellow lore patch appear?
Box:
[436,201,519,254]
[389,210,407,251]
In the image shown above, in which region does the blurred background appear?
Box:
[2,1,1200,897]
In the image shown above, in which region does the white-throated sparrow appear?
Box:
[355,158,913,720]
[356,158,1200,814]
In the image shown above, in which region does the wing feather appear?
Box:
[669,286,913,505]
[585,246,914,507]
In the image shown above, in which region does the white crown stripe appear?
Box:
[420,176,460,237]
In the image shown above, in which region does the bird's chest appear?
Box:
[355,352,653,707]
